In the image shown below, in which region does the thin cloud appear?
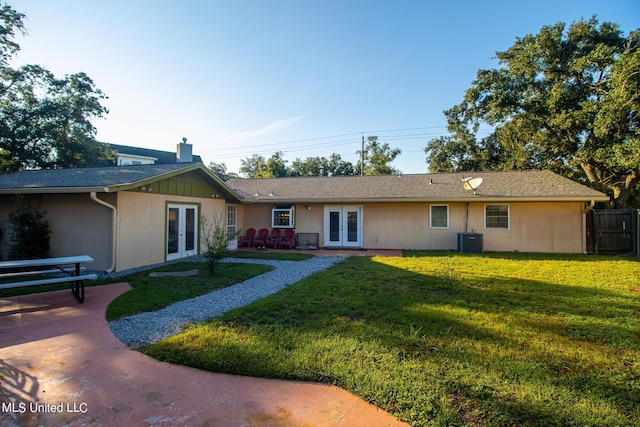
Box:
[236,116,304,141]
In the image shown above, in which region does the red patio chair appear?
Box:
[238,228,256,247]
[279,229,295,249]
[253,228,269,248]
[266,229,281,248]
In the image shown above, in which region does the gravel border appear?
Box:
[108,256,345,348]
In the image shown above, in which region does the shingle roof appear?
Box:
[105,144,203,164]
[0,163,216,194]
[0,167,608,203]
[227,170,608,203]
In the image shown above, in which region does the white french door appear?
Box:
[324,206,362,248]
[167,204,198,261]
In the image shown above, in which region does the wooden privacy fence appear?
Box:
[586,209,639,257]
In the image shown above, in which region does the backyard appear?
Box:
[141,252,640,427]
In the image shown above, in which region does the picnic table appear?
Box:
[0,255,97,303]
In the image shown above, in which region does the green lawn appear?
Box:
[144,252,640,427]
[105,261,273,321]
[0,261,273,318]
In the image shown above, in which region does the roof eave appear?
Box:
[241,196,610,204]
[0,186,106,194]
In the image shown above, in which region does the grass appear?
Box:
[144,252,640,426]
[105,261,272,321]
[0,251,299,299]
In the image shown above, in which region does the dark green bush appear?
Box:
[8,196,51,260]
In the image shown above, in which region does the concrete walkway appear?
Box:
[0,283,409,426]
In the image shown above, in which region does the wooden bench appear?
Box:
[0,256,97,303]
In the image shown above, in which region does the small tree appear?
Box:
[8,196,51,259]
[356,136,402,175]
[200,212,237,275]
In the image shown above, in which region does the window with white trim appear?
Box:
[485,204,509,229]
[430,205,449,229]
[227,204,237,240]
[272,205,295,228]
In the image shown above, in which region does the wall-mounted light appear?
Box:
[211,194,219,198]
[140,185,152,192]
[305,205,311,210]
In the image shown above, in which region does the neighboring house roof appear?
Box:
[227,170,609,203]
[0,163,240,200]
[105,143,203,164]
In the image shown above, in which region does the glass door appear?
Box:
[167,204,198,260]
[324,206,362,247]
[167,206,180,258]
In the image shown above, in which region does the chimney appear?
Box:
[177,137,193,163]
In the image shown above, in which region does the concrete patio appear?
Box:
[0,280,408,426]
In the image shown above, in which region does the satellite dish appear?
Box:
[462,177,483,195]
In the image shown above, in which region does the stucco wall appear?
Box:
[0,193,114,270]
[238,201,585,253]
[361,201,584,253]
[238,203,324,242]
[115,191,226,271]
[467,201,584,253]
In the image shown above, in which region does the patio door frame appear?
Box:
[324,205,362,248]
[166,203,199,261]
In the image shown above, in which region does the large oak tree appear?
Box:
[0,3,111,173]
[425,18,639,208]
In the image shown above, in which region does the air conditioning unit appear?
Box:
[458,232,483,254]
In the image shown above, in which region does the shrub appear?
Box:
[8,196,51,260]
[200,212,239,275]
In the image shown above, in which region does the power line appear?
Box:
[197,131,363,154]
[199,125,493,163]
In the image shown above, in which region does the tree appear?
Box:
[290,156,325,176]
[239,152,288,178]
[289,153,356,176]
[207,161,238,181]
[326,153,356,176]
[239,154,267,178]
[425,18,640,208]
[357,136,402,175]
[0,3,111,173]
[264,151,288,177]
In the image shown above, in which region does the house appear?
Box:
[104,140,203,166]
[227,170,609,254]
[0,162,608,272]
[0,161,239,272]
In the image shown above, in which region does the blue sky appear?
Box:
[9,0,640,174]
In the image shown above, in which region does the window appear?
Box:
[430,205,449,229]
[227,204,237,240]
[485,204,509,229]
[272,205,295,228]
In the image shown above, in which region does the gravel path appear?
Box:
[108,256,345,348]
